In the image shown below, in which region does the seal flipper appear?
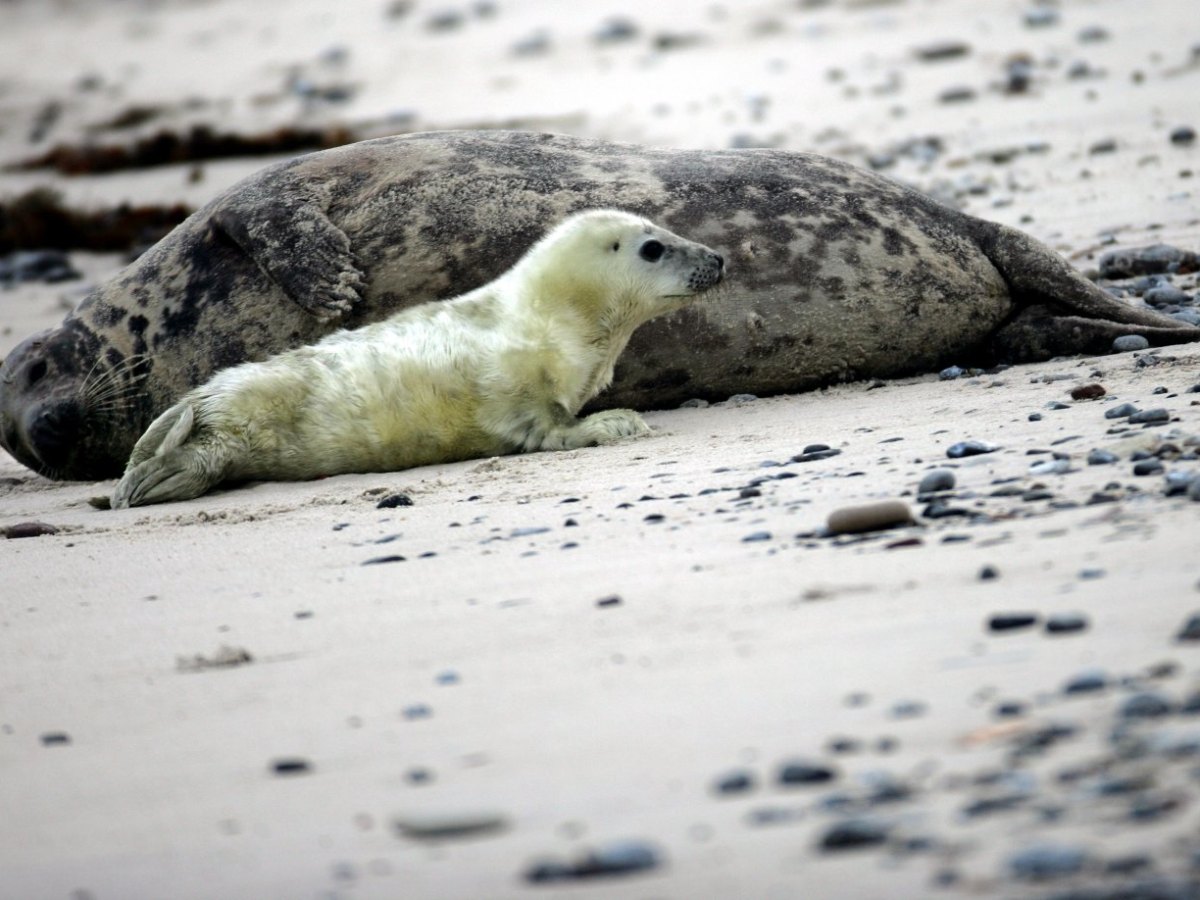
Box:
[974,221,1200,358]
[211,190,366,321]
[112,402,224,508]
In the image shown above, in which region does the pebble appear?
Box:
[778,759,838,786]
[526,839,663,882]
[393,810,508,840]
[988,612,1038,632]
[915,41,971,62]
[742,531,772,543]
[2,521,58,539]
[1087,449,1119,465]
[1119,691,1175,719]
[938,365,965,379]
[1171,125,1198,146]
[40,732,71,746]
[1112,335,1151,353]
[793,447,842,463]
[375,493,413,509]
[917,469,956,494]
[1023,7,1060,28]
[1104,402,1139,419]
[1133,459,1165,476]
[362,554,406,565]
[818,818,890,851]
[890,700,927,719]
[0,249,82,285]
[1129,408,1170,425]
[1177,613,1200,641]
[979,565,1000,581]
[1144,285,1192,307]
[947,440,1000,458]
[1045,613,1089,634]
[1165,471,1199,495]
[1099,244,1200,278]
[1008,843,1087,879]
[826,500,912,535]
[1029,458,1070,476]
[1063,668,1108,694]
[270,757,312,776]
[1070,383,1106,400]
[712,769,757,795]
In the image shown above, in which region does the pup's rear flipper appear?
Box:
[976,222,1200,360]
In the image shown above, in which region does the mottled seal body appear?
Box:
[3,130,1197,481]
[112,210,724,507]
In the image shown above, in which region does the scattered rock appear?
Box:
[526,839,663,882]
[988,613,1038,633]
[176,645,253,672]
[1008,843,1087,880]
[270,757,313,776]
[1113,335,1151,353]
[1129,408,1170,425]
[1104,402,1139,419]
[1045,613,1089,634]
[778,760,838,786]
[1063,668,1108,694]
[393,810,508,840]
[947,440,1000,458]
[1070,383,1106,400]
[1177,613,1200,641]
[713,769,757,795]
[818,818,891,851]
[376,493,413,509]
[1119,692,1175,719]
[1099,244,1200,278]
[2,521,58,539]
[918,469,956,494]
[826,500,912,535]
[1087,449,1119,465]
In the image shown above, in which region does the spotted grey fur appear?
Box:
[2,130,1197,480]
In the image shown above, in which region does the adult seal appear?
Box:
[112,210,724,507]
[2,130,1197,481]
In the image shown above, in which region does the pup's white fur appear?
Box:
[112,210,724,507]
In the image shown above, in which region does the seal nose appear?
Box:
[714,253,725,270]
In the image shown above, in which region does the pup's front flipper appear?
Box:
[112,402,225,508]
[539,408,651,451]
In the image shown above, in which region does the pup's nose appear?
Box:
[714,253,725,270]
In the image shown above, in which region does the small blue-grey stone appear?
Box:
[579,840,662,876]
[1129,408,1170,425]
[1045,613,1089,634]
[1112,335,1150,353]
[818,818,891,851]
[742,531,772,543]
[713,769,757,795]
[939,365,965,380]
[1063,668,1108,694]
[1104,402,1139,419]
[1120,692,1175,719]
[918,469,956,494]
[1087,449,1119,465]
[1009,843,1087,879]
[947,440,999,458]
[778,760,837,786]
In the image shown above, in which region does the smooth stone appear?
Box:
[1178,613,1200,641]
[1119,692,1175,719]
[1104,402,1139,419]
[1087,449,1119,465]
[393,810,508,840]
[947,440,1000,458]
[1112,335,1151,352]
[988,612,1038,632]
[1008,843,1087,879]
[1128,408,1170,425]
[713,769,757,795]
[918,469,956,494]
[778,760,838,786]
[1063,669,1108,694]
[1045,613,1089,634]
[826,500,912,535]
[818,818,890,851]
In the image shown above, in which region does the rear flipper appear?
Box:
[976,221,1200,358]
[992,305,1200,362]
[537,408,651,451]
[111,402,227,508]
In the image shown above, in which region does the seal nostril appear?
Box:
[715,254,725,270]
[27,360,48,387]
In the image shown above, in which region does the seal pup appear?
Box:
[110,210,724,508]
[4,130,1197,481]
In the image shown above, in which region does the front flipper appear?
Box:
[112,401,226,508]
[212,189,365,321]
[537,408,651,451]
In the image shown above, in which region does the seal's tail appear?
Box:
[967,221,1200,362]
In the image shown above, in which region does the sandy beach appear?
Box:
[2,1,1200,898]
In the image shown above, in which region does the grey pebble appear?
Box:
[1029,458,1070,476]
[393,810,508,840]
[1120,692,1175,719]
[1045,613,1089,634]
[947,440,1000,458]
[778,760,838,786]
[826,500,912,535]
[742,531,772,543]
[988,612,1037,632]
[1063,668,1108,694]
[1165,471,1199,495]
[713,769,757,795]
[939,365,965,379]
[918,469,956,494]
[818,818,891,851]
[1133,459,1165,476]
[1104,402,1139,419]
[1171,125,1197,145]
[1177,613,1200,641]
[1087,449,1119,465]
[1128,408,1170,425]
[1009,843,1087,879]
[1112,335,1151,353]
[1144,285,1191,307]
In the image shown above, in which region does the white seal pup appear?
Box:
[111,210,724,508]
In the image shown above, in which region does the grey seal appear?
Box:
[2,129,1196,481]
[111,210,724,507]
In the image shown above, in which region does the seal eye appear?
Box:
[611,241,620,253]
[639,240,665,262]
[27,360,48,387]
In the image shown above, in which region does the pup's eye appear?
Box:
[611,242,620,252]
[639,240,665,262]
